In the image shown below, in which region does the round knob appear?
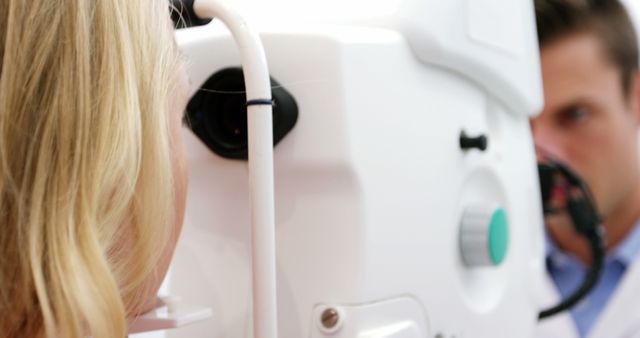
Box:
[460,206,509,267]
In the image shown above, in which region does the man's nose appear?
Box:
[530,119,563,163]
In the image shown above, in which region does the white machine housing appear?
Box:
[168,0,546,337]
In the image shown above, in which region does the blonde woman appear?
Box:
[0,0,191,337]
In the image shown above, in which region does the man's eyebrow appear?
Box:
[549,95,601,112]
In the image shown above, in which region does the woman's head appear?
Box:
[0,1,189,337]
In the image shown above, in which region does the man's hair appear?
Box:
[535,0,639,93]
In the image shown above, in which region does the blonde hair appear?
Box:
[0,1,183,337]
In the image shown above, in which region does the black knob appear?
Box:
[460,131,488,151]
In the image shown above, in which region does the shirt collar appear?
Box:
[611,221,640,267]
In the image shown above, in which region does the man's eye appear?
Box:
[558,106,589,125]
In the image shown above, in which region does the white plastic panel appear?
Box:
[394,0,543,117]
[169,25,544,338]
[178,0,543,119]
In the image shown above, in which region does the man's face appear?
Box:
[531,32,640,221]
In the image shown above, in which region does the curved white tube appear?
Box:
[191,2,277,338]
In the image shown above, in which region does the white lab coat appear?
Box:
[536,257,640,338]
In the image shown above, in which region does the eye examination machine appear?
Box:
[135,0,552,337]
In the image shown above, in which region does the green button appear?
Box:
[488,208,509,266]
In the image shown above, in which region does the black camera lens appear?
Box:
[218,94,248,143]
[185,67,298,160]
